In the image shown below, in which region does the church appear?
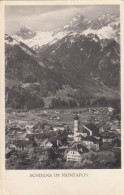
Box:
[73,114,92,141]
[73,114,100,151]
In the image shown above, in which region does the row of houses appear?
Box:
[6,112,120,163]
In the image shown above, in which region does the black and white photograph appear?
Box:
[5,5,121,169]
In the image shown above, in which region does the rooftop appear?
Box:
[16,140,33,147]
[77,127,89,133]
[85,123,100,136]
[53,124,64,127]
[76,134,83,138]
[82,136,99,144]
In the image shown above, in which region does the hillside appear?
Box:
[5,34,64,109]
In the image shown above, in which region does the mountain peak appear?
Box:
[70,14,90,24]
[15,25,36,40]
[63,14,91,33]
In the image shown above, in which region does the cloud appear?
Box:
[6,6,79,33]
[5,5,120,34]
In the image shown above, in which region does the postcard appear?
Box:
[0,0,124,195]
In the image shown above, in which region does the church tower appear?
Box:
[74,114,79,141]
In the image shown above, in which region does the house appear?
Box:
[55,111,60,114]
[59,145,68,150]
[40,138,49,146]
[26,128,33,134]
[67,148,81,162]
[26,124,34,130]
[9,144,16,150]
[25,124,34,134]
[108,107,114,113]
[16,132,27,140]
[65,141,88,159]
[43,111,48,114]
[102,137,113,143]
[101,135,114,149]
[81,136,99,151]
[76,126,91,138]
[99,127,104,133]
[15,140,33,150]
[94,111,99,114]
[75,134,83,141]
[41,139,53,148]
[8,127,26,137]
[45,141,53,148]
[110,124,119,131]
[68,132,73,138]
[53,124,65,131]
[50,139,62,148]
[113,138,121,148]
[84,123,100,137]
[58,145,68,156]
[77,143,89,153]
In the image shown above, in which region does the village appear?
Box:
[5,106,121,169]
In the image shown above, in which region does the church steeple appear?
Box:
[74,114,79,141]
[74,114,79,120]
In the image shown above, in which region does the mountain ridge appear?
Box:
[12,14,120,50]
[5,13,120,109]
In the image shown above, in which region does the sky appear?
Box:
[5,5,120,35]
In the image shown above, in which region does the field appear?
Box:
[6,106,108,129]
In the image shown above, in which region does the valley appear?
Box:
[5,12,121,169]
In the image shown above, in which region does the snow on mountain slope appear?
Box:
[13,29,67,49]
[83,15,120,42]
[83,26,116,40]
[5,34,36,56]
[5,14,120,105]
[12,14,120,50]
[11,15,92,49]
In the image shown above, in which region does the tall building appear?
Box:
[74,114,79,141]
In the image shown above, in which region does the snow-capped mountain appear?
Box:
[12,26,67,49]
[5,13,120,109]
[12,14,120,50]
[84,15,120,43]
[38,31,120,89]
[62,14,92,33]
